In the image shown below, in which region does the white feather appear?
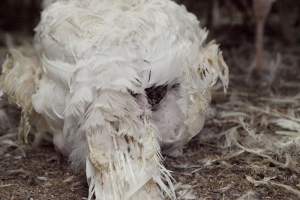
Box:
[1,0,229,199]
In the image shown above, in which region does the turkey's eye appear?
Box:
[145,85,168,110]
[129,84,179,111]
[145,84,180,111]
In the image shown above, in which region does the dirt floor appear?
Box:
[1,4,300,200]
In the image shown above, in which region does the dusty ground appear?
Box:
[0,3,300,200]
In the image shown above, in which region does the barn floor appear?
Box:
[0,26,300,200]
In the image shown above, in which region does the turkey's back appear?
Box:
[35,0,205,86]
[33,0,211,152]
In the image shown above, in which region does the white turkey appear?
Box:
[1,0,228,199]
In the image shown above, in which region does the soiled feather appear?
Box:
[1,0,229,199]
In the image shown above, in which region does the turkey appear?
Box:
[1,0,228,199]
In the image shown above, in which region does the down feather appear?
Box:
[1,0,228,199]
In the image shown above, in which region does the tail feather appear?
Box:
[85,105,174,199]
[66,89,175,200]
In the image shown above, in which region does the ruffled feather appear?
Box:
[1,0,229,199]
